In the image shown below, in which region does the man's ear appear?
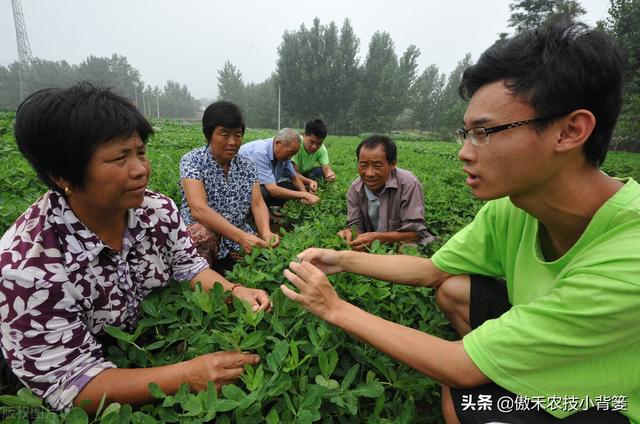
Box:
[555,109,596,153]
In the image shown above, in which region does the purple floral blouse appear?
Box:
[0,190,208,411]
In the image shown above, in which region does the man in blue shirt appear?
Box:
[239,128,320,207]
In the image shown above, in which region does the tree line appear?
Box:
[1,1,638,145]
[220,0,639,145]
[0,54,200,119]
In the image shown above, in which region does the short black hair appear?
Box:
[304,119,328,140]
[14,82,153,192]
[459,22,624,167]
[356,135,397,164]
[202,101,245,143]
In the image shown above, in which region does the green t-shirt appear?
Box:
[292,144,329,174]
[431,178,640,422]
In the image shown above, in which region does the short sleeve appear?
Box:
[317,145,329,165]
[431,201,504,277]
[179,150,203,181]
[162,197,209,281]
[247,149,276,185]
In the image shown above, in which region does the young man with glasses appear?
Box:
[281,22,638,423]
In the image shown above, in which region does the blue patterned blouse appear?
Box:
[179,146,259,259]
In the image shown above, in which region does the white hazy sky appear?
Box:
[1,0,611,99]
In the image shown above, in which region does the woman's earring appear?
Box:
[64,187,71,196]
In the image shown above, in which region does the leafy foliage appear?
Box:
[507,0,586,33]
[600,0,640,149]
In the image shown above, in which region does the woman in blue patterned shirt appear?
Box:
[180,101,279,273]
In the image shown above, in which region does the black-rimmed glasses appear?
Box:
[454,118,545,146]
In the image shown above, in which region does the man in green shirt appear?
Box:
[280,23,638,423]
[292,119,336,192]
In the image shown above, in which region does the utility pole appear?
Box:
[11,0,34,102]
[131,80,138,107]
[278,85,281,130]
[155,90,160,119]
[141,88,147,117]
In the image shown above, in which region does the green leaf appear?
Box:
[118,404,133,422]
[239,331,266,350]
[33,414,61,424]
[214,399,238,412]
[341,364,359,391]
[63,408,88,424]
[192,290,212,314]
[221,384,245,402]
[181,396,203,416]
[238,391,259,410]
[350,382,384,398]
[130,411,158,424]
[314,374,340,391]
[103,326,134,343]
[289,340,299,364]
[266,340,288,371]
[318,351,329,378]
[0,394,27,407]
[16,388,42,407]
[344,392,358,415]
[157,407,180,422]
[265,407,279,424]
[100,402,122,418]
[204,381,217,412]
[144,339,166,350]
[300,385,322,410]
[146,383,165,399]
[297,408,314,424]
[140,300,159,317]
[161,396,176,407]
[370,239,381,251]
[373,393,385,416]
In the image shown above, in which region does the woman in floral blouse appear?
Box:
[0,84,271,412]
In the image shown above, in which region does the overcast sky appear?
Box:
[1,0,611,99]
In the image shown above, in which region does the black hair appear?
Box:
[202,101,246,143]
[14,82,153,192]
[459,22,624,167]
[304,119,328,139]
[356,135,397,163]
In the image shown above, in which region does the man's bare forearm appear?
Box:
[337,250,450,288]
[326,300,488,388]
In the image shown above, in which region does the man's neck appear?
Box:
[511,167,624,260]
